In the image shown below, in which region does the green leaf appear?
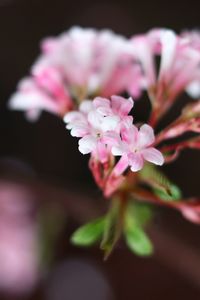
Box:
[139,164,182,201]
[124,203,153,256]
[128,202,153,227]
[125,225,153,256]
[154,183,181,201]
[101,198,122,260]
[71,217,105,247]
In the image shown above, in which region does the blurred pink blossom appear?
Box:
[9,27,144,120]
[0,182,39,294]
[131,29,200,101]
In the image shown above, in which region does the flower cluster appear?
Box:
[131,29,200,125]
[131,29,200,97]
[8,27,200,257]
[64,96,164,174]
[9,27,144,120]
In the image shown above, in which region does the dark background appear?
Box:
[0,0,200,299]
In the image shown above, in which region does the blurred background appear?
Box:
[0,0,200,299]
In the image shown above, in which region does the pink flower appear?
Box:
[64,95,164,170]
[9,71,73,121]
[9,27,144,120]
[37,27,144,98]
[181,30,200,98]
[181,30,200,51]
[93,95,134,126]
[112,124,164,175]
[131,28,200,101]
[64,97,128,162]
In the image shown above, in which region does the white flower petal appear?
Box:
[131,36,156,86]
[78,135,97,154]
[71,125,89,137]
[142,147,164,165]
[63,111,83,123]
[138,124,155,148]
[159,29,177,77]
[101,116,120,132]
[88,111,103,130]
[79,100,93,113]
[9,91,59,115]
[128,153,144,172]
[186,80,200,98]
[112,145,125,156]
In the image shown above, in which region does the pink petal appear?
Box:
[138,124,155,148]
[93,97,110,109]
[101,131,120,146]
[121,124,138,144]
[128,152,144,172]
[111,95,134,116]
[96,106,112,116]
[63,111,84,124]
[121,116,134,128]
[88,111,103,130]
[113,155,129,176]
[41,37,58,53]
[93,97,112,116]
[181,207,200,224]
[78,135,97,154]
[141,147,164,165]
[9,90,59,115]
[71,125,89,137]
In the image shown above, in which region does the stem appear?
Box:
[101,193,128,259]
[148,106,160,128]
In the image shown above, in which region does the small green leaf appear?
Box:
[125,226,153,256]
[139,164,182,201]
[154,183,181,201]
[124,203,153,256]
[71,217,105,247]
[128,202,153,227]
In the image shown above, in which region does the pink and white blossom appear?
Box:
[9,72,73,121]
[64,97,131,162]
[36,27,144,98]
[112,124,164,175]
[131,28,200,101]
[9,27,145,120]
[64,96,164,171]
[181,30,200,98]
